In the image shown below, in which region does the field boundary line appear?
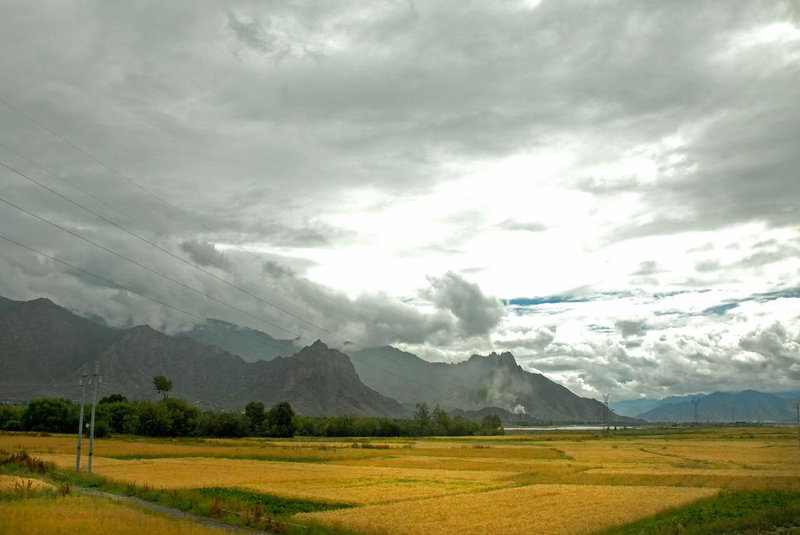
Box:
[74,487,278,534]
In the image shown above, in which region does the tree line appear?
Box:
[0,398,503,438]
[0,377,504,438]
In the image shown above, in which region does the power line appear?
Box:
[0,141,302,356]
[0,231,450,404]
[0,151,462,398]
[0,156,349,341]
[0,94,393,348]
[0,193,305,340]
[0,154,460,398]
[0,94,484,402]
[0,233,298,357]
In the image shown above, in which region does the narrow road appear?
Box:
[75,487,279,534]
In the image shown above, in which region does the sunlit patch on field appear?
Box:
[296,484,719,535]
[0,494,233,535]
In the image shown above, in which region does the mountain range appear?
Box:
[0,297,405,417]
[612,390,799,423]
[181,319,618,422]
[0,295,621,422]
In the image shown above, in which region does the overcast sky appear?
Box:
[1,0,798,401]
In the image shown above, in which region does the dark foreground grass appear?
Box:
[1,450,354,534]
[600,490,800,535]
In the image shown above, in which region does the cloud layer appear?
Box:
[0,0,798,400]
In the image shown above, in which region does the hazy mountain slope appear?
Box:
[0,297,406,417]
[0,296,22,317]
[637,390,796,422]
[177,318,298,362]
[352,347,620,422]
[610,394,702,417]
[243,341,409,418]
[0,298,123,399]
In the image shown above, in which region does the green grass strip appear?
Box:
[600,490,800,535]
[195,487,351,515]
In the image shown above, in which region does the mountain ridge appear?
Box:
[0,297,407,417]
[351,346,623,422]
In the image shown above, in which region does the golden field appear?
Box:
[0,494,231,535]
[2,427,799,534]
[296,484,718,535]
[0,475,54,492]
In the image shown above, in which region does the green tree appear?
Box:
[98,401,138,434]
[244,401,266,434]
[197,411,248,437]
[21,398,77,433]
[99,393,128,404]
[137,401,172,436]
[266,402,295,438]
[152,375,173,400]
[414,402,431,435]
[432,404,451,436]
[481,413,503,435]
[163,398,199,436]
[0,405,23,431]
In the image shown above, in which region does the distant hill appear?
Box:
[610,394,702,417]
[350,346,624,423]
[0,297,407,418]
[177,318,298,363]
[636,390,797,422]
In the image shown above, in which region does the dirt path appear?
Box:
[75,487,279,534]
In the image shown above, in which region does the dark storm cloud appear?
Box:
[180,240,231,269]
[1,0,798,399]
[2,1,797,237]
[423,272,505,337]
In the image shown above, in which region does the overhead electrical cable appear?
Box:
[0,95,394,346]
[0,224,449,402]
[0,95,472,400]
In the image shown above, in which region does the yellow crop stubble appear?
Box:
[297,484,719,535]
[0,475,55,492]
[0,494,233,535]
[37,454,514,505]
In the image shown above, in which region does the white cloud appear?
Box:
[0,0,798,398]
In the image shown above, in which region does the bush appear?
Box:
[21,398,77,433]
[0,405,23,430]
[136,401,172,437]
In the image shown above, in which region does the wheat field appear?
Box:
[0,494,231,535]
[0,475,54,492]
[2,427,799,535]
[296,484,719,535]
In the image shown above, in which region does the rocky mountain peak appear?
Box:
[467,351,520,369]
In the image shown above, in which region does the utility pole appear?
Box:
[691,398,700,426]
[87,363,101,473]
[75,364,90,472]
[796,401,799,450]
[602,393,610,435]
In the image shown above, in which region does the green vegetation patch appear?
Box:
[106,453,328,463]
[600,490,800,535]
[195,487,351,516]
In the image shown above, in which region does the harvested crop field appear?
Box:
[2,427,799,535]
[296,484,719,535]
[0,475,54,492]
[35,453,512,505]
[0,494,230,535]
